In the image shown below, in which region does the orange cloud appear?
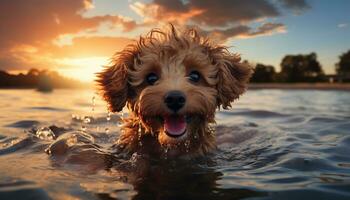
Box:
[190,23,286,42]
[0,0,136,78]
[0,0,136,50]
[131,0,308,41]
[50,36,133,58]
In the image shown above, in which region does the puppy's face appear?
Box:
[132,47,218,147]
[97,26,252,151]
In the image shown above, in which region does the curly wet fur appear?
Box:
[96,24,252,158]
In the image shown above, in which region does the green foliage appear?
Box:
[336,50,350,82]
[250,63,276,83]
[280,52,325,82]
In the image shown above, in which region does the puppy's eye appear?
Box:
[188,71,201,83]
[146,73,158,85]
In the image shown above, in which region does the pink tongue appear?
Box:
[164,115,186,136]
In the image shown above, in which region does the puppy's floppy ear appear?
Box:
[96,51,135,112]
[214,50,253,109]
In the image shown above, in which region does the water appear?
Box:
[0,89,350,200]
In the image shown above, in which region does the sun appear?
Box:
[55,56,110,82]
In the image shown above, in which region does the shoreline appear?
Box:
[249,83,350,91]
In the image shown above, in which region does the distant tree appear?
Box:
[250,63,276,83]
[336,50,350,82]
[280,52,325,82]
[0,69,87,89]
[27,68,40,76]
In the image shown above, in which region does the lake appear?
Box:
[0,89,350,200]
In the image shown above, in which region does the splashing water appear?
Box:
[35,127,55,141]
[83,116,91,124]
[106,112,111,122]
[66,133,78,146]
[120,110,124,120]
[163,146,169,160]
[137,121,142,146]
[91,95,96,112]
[184,140,190,153]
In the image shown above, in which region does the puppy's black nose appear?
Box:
[164,91,186,112]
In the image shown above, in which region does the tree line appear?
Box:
[0,68,87,89]
[250,50,350,83]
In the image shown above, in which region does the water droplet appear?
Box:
[36,127,55,141]
[106,112,111,121]
[45,148,51,155]
[67,134,77,146]
[83,116,91,124]
[81,125,86,131]
[130,153,139,167]
[163,147,169,160]
[138,122,142,141]
[105,128,110,134]
[184,140,190,152]
[71,114,80,121]
[120,111,124,120]
[91,95,96,111]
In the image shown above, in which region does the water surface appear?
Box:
[0,89,350,200]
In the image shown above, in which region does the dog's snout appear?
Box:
[164,91,186,112]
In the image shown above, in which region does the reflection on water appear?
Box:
[0,89,350,200]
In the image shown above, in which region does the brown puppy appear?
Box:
[97,25,252,158]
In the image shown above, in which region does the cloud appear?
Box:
[338,23,348,28]
[199,23,286,41]
[131,0,281,26]
[0,0,136,72]
[0,36,133,72]
[0,0,136,49]
[50,36,133,58]
[130,0,310,41]
[279,0,311,14]
[248,23,286,37]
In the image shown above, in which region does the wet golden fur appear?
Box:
[96,25,252,158]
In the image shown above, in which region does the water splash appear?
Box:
[130,152,140,167]
[91,95,96,112]
[36,127,55,141]
[138,121,142,146]
[120,111,124,120]
[83,116,91,124]
[106,112,111,122]
[67,134,78,146]
[184,140,190,153]
[163,146,169,160]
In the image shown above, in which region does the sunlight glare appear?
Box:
[55,57,109,82]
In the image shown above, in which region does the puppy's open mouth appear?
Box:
[163,115,189,138]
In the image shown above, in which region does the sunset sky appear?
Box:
[0,0,349,82]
